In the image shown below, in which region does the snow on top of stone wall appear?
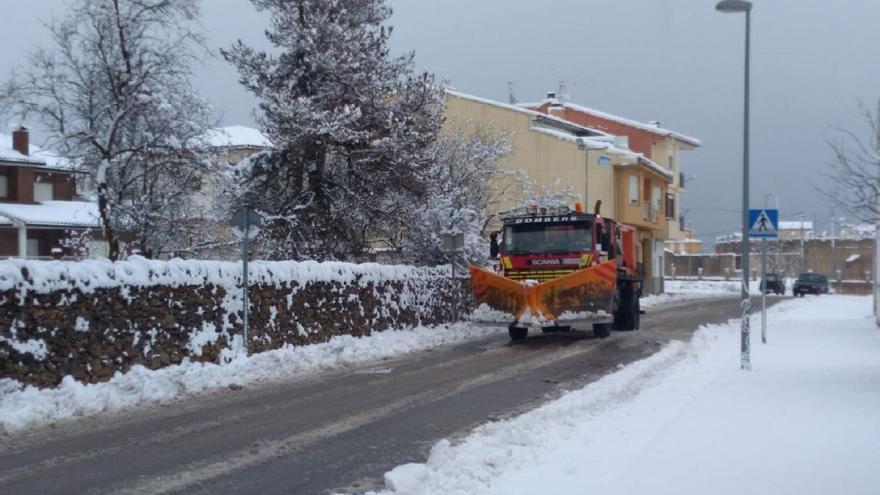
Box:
[0,256,450,294]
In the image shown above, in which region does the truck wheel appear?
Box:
[614,285,639,331]
[593,323,611,339]
[632,295,641,330]
[508,326,528,341]
[613,297,624,329]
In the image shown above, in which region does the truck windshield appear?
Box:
[504,222,591,254]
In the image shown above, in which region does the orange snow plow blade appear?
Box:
[469,266,530,320]
[532,261,617,320]
[469,261,617,322]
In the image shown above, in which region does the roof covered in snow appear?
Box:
[448,90,674,182]
[0,136,46,166]
[0,201,101,228]
[445,90,607,138]
[530,122,672,181]
[522,100,701,147]
[778,221,814,230]
[840,224,876,238]
[199,126,273,149]
[0,133,77,170]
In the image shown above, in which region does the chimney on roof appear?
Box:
[12,126,29,156]
[546,91,564,118]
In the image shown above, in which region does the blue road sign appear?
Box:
[749,209,778,238]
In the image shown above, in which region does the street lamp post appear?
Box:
[716,0,753,370]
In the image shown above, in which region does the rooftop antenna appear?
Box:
[557,80,570,103]
[507,81,518,105]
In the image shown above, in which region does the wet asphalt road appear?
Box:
[0,295,782,494]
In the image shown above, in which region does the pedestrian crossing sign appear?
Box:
[748,209,778,238]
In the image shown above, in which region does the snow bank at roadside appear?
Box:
[0,323,496,434]
[640,291,727,308]
[664,278,763,295]
[371,296,880,495]
[0,256,449,294]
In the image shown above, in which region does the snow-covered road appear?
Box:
[374,295,880,495]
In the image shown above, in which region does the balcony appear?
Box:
[618,199,664,231]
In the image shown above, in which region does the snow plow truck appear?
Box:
[469,201,642,340]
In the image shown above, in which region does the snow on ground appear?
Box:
[371,295,880,495]
[0,323,496,434]
[640,290,726,308]
[664,278,764,295]
[643,277,773,307]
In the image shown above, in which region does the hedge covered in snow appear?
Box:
[0,257,467,387]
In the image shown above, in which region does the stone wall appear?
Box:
[665,253,738,279]
[670,239,875,281]
[0,258,468,388]
[711,239,874,280]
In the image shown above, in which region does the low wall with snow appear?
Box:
[0,257,468,387]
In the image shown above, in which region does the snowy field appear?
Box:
[371,295,880,495]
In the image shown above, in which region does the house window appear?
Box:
[666,193,675,219]
[0,175,7,198]
[34,181,54,202]
[652,186,662,219]
[27,239,39,258]
[628,175,639,204]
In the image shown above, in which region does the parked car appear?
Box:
[793,272,830,296]
[760,273,785,295]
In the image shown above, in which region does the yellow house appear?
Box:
[666,227,704,254]
[526,97,700,244]
[444,90,675,293]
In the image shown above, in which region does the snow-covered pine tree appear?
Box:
[1,0,214,260]
[223,0,444,260]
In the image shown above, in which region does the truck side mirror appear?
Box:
[489,231,500,259]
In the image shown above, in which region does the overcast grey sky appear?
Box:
[2,0,879,245]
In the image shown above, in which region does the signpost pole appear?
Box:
[440,233,464,324]
[233,206,260,357]
[451,251,458,323]
[749,207,778,349]
[761,236,767,344]
[242,213,250,356]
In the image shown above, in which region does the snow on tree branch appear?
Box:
[1,0,214,260]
